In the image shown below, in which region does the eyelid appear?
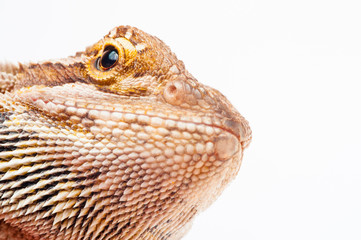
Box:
[114,37,137,62]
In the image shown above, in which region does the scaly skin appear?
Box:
[0,26,251,240]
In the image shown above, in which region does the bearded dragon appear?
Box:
[0,26,251,240]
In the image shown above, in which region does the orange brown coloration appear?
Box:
[0,26,251,240]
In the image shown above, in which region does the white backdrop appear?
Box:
[1,1,360,239]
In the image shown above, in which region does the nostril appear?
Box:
[167,84,177,94]
[163,80,185,106]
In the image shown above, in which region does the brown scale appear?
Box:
[0,25,251,240]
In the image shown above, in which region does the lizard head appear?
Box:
[81,27,252,200]
[1,26,251,239]
[82,25,251,145]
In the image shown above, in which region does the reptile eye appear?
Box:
[98,46,119,70]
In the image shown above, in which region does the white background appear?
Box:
[1,1,361,239]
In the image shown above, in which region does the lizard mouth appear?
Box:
[162,79,252,151]
[222,118,252,149]
[210,118,251,161]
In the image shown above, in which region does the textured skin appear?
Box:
[0,26,251,240]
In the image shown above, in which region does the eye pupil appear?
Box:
[99,47,119,70]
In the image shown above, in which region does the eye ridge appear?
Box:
[98,45,119,70]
